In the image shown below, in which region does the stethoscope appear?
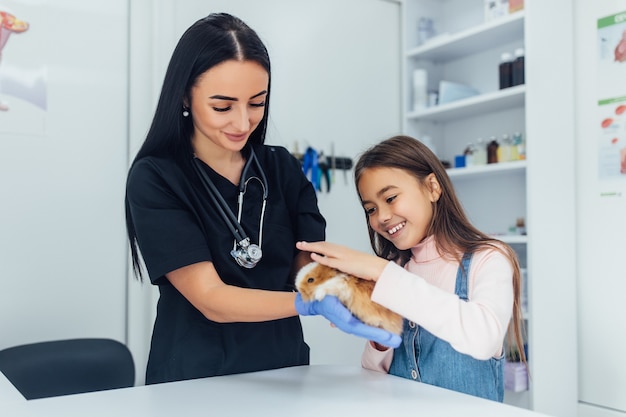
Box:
[192,147,268,268]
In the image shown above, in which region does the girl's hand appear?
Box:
[295,241,389,282]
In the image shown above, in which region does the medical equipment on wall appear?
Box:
[192,147,268,268]
[300,146,353,192]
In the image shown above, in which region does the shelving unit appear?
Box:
[406,85,525,122]
[405,10,524,61]
[400,1,578,416]
[445,158,527,179]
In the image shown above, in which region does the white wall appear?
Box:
[574,1,626,416]
[0,1,129,348]
[127,0,401,382]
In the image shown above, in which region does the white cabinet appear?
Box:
[399,1,577,416]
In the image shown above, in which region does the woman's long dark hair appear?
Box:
[125,13,271,279]
[354,135,527,364]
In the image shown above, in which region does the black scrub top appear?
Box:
[126,144,326,384]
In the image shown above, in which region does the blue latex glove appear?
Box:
[295,293,401,348]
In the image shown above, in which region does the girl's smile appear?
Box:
[387,221,406,236]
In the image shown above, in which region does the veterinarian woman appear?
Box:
[126,12,399,385]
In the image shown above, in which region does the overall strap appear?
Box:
[454,252,473,300]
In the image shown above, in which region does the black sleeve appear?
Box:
[126,158,211,284]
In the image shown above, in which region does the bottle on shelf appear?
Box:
[484,0,508,22]
[512,131,526,160]
[487,137,499,164]
[412,69,428,112]
[463,143,475,167]
[497,133,513,162]
[473,138,487,165]
[510,135,520,161]
[417,17,435,46]
[512,48,525,86]
[509,0,525,14]
[499,52,513,89]
[427,90,438,107]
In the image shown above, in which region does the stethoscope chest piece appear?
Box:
[230,239,263,269]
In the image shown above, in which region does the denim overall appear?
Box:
[389,253,504,401]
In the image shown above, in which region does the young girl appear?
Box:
[297,135,526,402]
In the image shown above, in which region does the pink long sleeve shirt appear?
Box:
[361,236,514,373]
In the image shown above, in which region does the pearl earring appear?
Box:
[183,109,190,117]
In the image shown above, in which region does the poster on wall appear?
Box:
[0,3,47,135]
[597,10,626,198]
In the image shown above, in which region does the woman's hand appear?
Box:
[295,241,388,281]
[295,293,401,348]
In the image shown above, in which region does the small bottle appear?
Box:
[512,131,526,160]
[499,52,513,89]
[463,143,475,167]
[427,90,439,107]
[512,48,525,86]
[487,137,499,164]
[473,138,487,165]
[412,69,428,112]
[509,136,519,161]
[497,133,512,162]
[418,17,435,46]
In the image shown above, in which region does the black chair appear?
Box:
[0,338,135,400]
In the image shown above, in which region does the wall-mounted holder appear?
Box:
[295,147,353,193]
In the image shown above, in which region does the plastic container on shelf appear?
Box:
[417,17,435,46]
[427,90,438,107]
[498,133,513,162]
[473,138,487,165]
[484,0,509,22]
[512,48,525,86]
[412,69,428,111]
[499,52,513,89]
[512,131,525,160]
[504,361,529,392]
[487,137,499,164]
[509,0,525,14]
[463,143,475,167]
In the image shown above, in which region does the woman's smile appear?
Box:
[224,131,249,142]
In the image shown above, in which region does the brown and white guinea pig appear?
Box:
[295,262,404,335]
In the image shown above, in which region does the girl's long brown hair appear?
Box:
[354,135,526,365]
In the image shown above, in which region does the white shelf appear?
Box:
[406,85,526,123]
[497,234,528,245]
[446,160,527,179]
[406,11,525,62]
